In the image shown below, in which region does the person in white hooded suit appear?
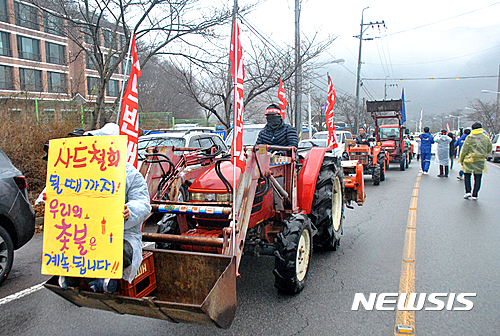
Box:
[60,123,151,292]
[434,129,452,177]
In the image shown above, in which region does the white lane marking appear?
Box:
[0,282,45,306]
[486,161,500,169]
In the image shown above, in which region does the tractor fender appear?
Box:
[372,146,381,162]
[297,147,329,214]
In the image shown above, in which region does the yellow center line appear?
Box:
[394,172,421,335]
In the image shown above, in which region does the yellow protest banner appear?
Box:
[41,135,127,279]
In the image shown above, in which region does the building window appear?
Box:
[0,65,13,89]
[102,29,111,48]
[45,42,65,65]
[119,34,126,51]
[0,0,8,23]
[47,72,67,93]
[42,109,54,123]
[14,1,39,31]
[86,52,98,71]
[106,79,119,97]
[44,13,64,37]
[121,57,130,75]
[112,55,119,73]
[19,68,42,91]
[17,36,40,61]
[87,76,100,95]
[0,31,11,57]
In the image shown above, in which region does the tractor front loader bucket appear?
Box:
[44,249,237,329]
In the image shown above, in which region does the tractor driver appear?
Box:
[355,127,370,145]
[255,103,299,148]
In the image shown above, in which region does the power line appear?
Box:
[363,75,498,81]
[377,1,500,38]
[365,44,500,66]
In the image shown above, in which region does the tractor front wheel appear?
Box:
[372,163,381,185]
[274,214,312,294]
[308,157,344,251]
[379,155,386,181]
[400,154,406,171]
[156,215,180,250]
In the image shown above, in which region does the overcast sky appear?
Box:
[239,0,500,125]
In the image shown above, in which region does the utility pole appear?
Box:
[384,76,398,99]
[294,0,302,139]
[354,7,384,132]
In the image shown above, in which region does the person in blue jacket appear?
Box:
[419,127,435,174]
[256,103,298,148]
[454,128,471,180]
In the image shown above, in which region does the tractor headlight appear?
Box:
[216,193,231,202]
[190,192,231,202]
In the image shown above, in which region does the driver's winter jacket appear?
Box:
[256,123,299,147]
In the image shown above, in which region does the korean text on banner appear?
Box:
[41,136,127,279]
[119,35,141,168]
[230,19,245,173]
[326,76,339,149]
[278,78,287,120]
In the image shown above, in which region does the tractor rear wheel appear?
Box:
[372,163,381,185]
[400,154,406,171]
[308,157,344,251]
[379,155,386,181]
[274,214,312,294]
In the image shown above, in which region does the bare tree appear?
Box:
[466,99,499,134]
[139,57,200,121]
[176,27,335,128]
[31,0,234,128]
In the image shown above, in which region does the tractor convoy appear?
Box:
[44,99,410,329]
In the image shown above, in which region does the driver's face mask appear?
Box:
[266,114,282,130]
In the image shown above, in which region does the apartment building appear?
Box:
[0,0,126,123]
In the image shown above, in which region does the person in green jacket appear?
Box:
[458,122,493,200]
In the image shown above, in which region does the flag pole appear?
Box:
[231,19,237,259]
[116,34,134,124]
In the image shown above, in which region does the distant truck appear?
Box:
[366,99,410,171]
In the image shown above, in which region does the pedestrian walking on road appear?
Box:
[419,127,434,174]
[434,130,452,177]
[458,122,492,200]
[455,128,470,180]
[448,132,456,170]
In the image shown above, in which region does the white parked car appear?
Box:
[486,133,500,162]
[138,129,227,165]
[313,131,353,158]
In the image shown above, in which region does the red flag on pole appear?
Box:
[446,123,451,133]
[325,75,339,149]
[119,35,141,168]
[230,18,245,174]
[278,78,287,120]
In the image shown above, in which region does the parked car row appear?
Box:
[0,148,35,285]
[486,133,500,162]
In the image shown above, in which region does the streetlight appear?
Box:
[481,89,500,94]
[448,114,460,130]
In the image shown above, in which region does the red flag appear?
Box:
[325,76,339,149]
[278,78,287,119]
[230,19,245,174]
[119,35,141,168]
[446,123,451,133]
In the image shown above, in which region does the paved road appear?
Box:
[1,157,499,335]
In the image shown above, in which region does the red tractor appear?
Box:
[344,139,388,185]
[367,99,410,171]
[45,142,364,329]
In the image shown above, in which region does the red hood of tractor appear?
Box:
[382,140,397,148]
[189,161,241,192]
